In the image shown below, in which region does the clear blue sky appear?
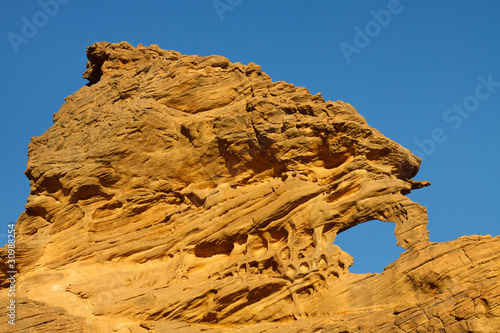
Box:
[1,1,499,273]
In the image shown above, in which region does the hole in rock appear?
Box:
[194,241,234,258]
[333,220,404,274]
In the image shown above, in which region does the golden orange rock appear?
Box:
[0,42,498,332]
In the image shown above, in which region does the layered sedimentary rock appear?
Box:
[1,42,498,332]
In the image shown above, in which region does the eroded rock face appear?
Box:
[1,42,498,332]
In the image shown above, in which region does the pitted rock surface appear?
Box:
[1,42,498,332]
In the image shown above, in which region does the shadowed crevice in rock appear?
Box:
[82,41,110,85]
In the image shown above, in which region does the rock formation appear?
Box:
[1,41,499,332]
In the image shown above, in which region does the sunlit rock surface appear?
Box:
[1,42,498,332]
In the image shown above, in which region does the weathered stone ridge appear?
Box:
[0,42,498,332]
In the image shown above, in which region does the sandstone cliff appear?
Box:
[1,42,498,332]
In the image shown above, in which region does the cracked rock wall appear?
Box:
[1,42,499,332]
